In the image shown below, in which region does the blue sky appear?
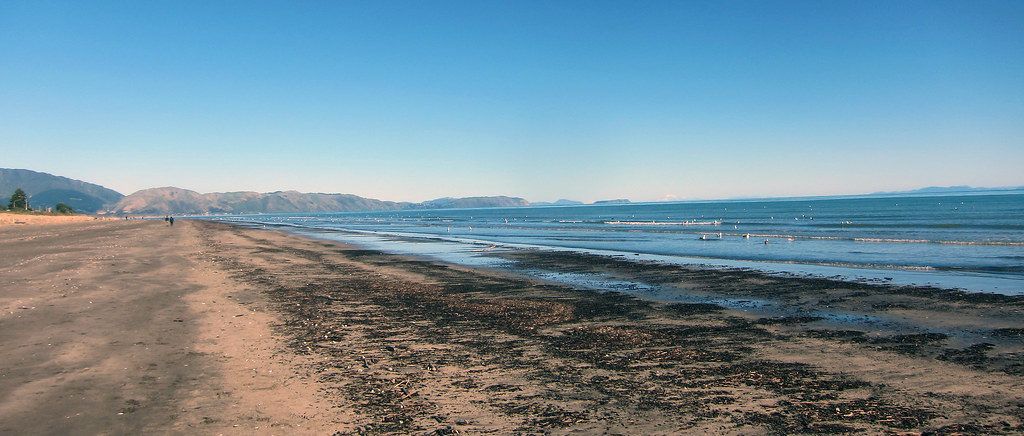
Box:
[1,1,1022,202]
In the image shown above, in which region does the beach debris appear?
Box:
[939,343,995,368]
[664,302,724,316]
[756,316,824,325]
[431,425,458,435]
[990,328,1024,339]
[118,399,141,415]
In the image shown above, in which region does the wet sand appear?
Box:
[2,220,1022,434]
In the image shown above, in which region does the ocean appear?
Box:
[209,191,1024,295]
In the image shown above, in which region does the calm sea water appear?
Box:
[209,192,1024,294]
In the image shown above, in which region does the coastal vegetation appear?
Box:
[0,168,123,212]
[4,188,74,215]
[7,188,28,210]
[54,203,74,214]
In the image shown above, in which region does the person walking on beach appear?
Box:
[169,216,174,226]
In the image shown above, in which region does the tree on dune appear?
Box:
[8,188,29,210]
[55,203,74,214]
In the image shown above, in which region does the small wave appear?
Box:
[811,222,1024,230]
[739,233,842,241]
[935,240,1024,246]
[605,220,722,226]
[853,237,931,244]
[707,232,1022,246]
[852,237,1024,246]
[811,262,937,271]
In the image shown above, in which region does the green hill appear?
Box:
[0,169,124,212]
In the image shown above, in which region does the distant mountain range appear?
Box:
[528,199,583,206]
[0,168,531,214]
[869,185,1024,196]
[2,168,1019,214]
[112,188,530,214]
[0,168,124,212]
[411,196,530,210]
[111,187,397,214]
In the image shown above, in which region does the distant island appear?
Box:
[593,199,632,205]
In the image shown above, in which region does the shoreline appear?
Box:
[205,221,1023,433]
[223,219,1024,296]
[2,219,1022,433]
[248,222,1024,367]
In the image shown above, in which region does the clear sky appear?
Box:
[2,1,1022,202]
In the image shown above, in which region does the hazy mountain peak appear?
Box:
[110,187,530,214]
[0,168,123,212]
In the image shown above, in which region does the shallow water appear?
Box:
[206,192,1024,295]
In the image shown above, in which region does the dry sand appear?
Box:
[1,219,1022,434]
[0,212,109,227]
[0,220,336,434]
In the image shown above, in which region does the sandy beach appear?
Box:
[2,219,1022,434]
[0,212,110,227]
[0,219,335,434]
